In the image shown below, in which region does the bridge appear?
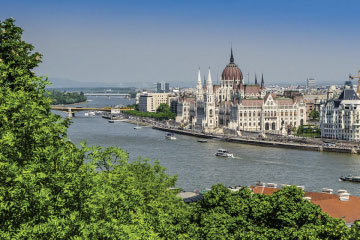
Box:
[51,106,133,118]
[84,93,130,97]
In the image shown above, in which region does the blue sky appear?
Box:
[2,0,360,88]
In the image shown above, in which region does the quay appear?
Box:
[152,125,359,154]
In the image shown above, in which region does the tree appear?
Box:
[189,184,351,239]
[157,103,171,113]
[0,18,189,239]
[309,109,320,120]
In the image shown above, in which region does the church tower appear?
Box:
[204,67,216,131]
[196,68,204,102]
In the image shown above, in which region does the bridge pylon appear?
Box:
[67,108,75,118]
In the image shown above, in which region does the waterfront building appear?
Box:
[176,48,307,134]
[320,81,360,141]
[139,93,169,112]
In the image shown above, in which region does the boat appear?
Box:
[108,120,114,123]
[197,139,208,143]
[165,133,176,140]
[339,175,360,182]
[134,125,142,129]
[215,149,234,158]
[85,111,96,117]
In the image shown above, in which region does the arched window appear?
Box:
[210,109,213,115]
[272,122,276,130]
[265,123,269,130]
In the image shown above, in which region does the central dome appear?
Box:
[221,49,243,81]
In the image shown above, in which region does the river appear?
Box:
[55,96,360,196]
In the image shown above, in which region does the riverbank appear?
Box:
[109,114,360,154]
[152,125,359,154]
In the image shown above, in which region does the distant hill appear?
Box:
[47,77,121,88]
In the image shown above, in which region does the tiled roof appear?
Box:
[244,85,260,94]
[240,99,264,106]
[252,186,360,224]
[311,196,360,224]
[276,99,294,105]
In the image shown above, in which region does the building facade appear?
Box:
[320,81,360,141]
[139,93,169,112]
[176,49,307,134]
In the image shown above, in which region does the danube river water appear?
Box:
[56,96,360,196]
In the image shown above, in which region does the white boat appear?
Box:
[85,111,96,117]
[215,149,234,158]
[134,124,142,129]
[165,133,176,140]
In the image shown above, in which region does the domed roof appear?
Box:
[221,49,243,81]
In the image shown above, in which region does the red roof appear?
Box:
[221,63,243,81]
[251,186,360,224]
[244,85,260,94]
[241,99,263,106]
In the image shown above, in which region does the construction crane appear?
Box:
[349,70,360,96]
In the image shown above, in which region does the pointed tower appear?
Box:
[230,47,234,63]
[255,74,258,85]
[261,73,265,90]
[203,67,216,131]
[207,67,213,96]
[196,68,204,101]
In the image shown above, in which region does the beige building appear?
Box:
[139,93,169,112]
[228,93,307,134]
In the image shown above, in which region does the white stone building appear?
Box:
[320,81,360,141]
[176,49,307,134]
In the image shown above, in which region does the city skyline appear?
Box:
[1,0,360,88]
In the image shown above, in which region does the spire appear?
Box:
[230,47,234,63]
[196,68,203,101]
[261,73,265,90]
[197,68,201,86]
[255,74,258,85]
[207,67,213,94]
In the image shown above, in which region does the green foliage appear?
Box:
[124,109,176,121]
[0,18,188,239]
[189,184,352,239]
[156,103,171,113]
[296,125,321,138]
[45,90,87,105]
[309,109,320,121]
[2,17,360,240]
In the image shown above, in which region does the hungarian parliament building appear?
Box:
[175,49,307,134]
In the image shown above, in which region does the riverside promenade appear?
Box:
[152,125,359,154]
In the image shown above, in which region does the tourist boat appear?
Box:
[197,139,208,143]
[165,133,176,140]
[215,149,234,158]
[339,175,360,182]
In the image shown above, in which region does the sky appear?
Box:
[1,0,360,88]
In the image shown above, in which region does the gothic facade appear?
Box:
[176,49,307,134]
